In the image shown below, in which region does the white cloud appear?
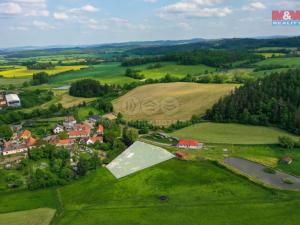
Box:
[0,2,22,15]
[242,2,266,11]
[158,0,232,18]
[0,0,49,17]
[53,12,69,20]
[33,20,55,30]
[53,4,99,21]
[81,5,99,12]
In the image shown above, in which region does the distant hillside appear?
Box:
[128,36,300,55]
[206,69,300,134]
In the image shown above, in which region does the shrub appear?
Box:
[263,167,276,174]
[278,136,295,149]
[283,178,294,184]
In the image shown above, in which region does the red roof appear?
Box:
[20,130,31,139]
[26,137,36,147]
[178,140,199,146]
[57,139,73,145]
[88,136,103,143]
[69,130,90,138]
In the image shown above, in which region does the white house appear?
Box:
[53,125,64,134]
[5,94,21,107]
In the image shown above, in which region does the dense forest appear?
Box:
[206,69,300,134]
[69,79,118,98]
[122,49,263,68]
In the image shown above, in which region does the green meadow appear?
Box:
[0,208,56,225]
[255,57,300,67]
[2,159,300,225]
[172,122,299,145]
[134,62,215,79]
[49,63,135,85]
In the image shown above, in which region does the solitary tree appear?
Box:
[0,125,13,141]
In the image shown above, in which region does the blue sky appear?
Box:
[0,0,300,47]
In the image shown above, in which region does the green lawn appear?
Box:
[172,122,299,145]
[134,63,215,79]
[0,77,30,87]
[0,208,56,225]
[0,189,59,213]
[1,159,300,225]
[255,57,300,67]
[55,160,300,225]
[49,63,135,85]
[77,106,100,121]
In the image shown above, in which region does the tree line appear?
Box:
[206,69,300,135]
[121,49,263,69]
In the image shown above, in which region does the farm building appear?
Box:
[5,94,21,107]
[177,139,203,149]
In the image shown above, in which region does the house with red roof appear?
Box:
[87,136,103,145]
[19,130,31,140]
[55,139,74,147]
[69,123,91,139]
[177,139,203,149]
[26,137,36,148]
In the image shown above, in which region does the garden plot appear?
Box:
[107,141,175,179]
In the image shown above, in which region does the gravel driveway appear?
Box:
[224,157,300,191]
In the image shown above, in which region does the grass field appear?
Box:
[133,63,215,79]
[1,159,300,225]
[0,65,87,78]
[19,90,97,113]
[113,83,238,125]
[49,63,134,85]
[77,106,100,121]
[172,122,299,144]
[0,77,30,87]
[255,57,300,67]
[0,208,56,225]
[257,53,286,58]
[47,160,300,225]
